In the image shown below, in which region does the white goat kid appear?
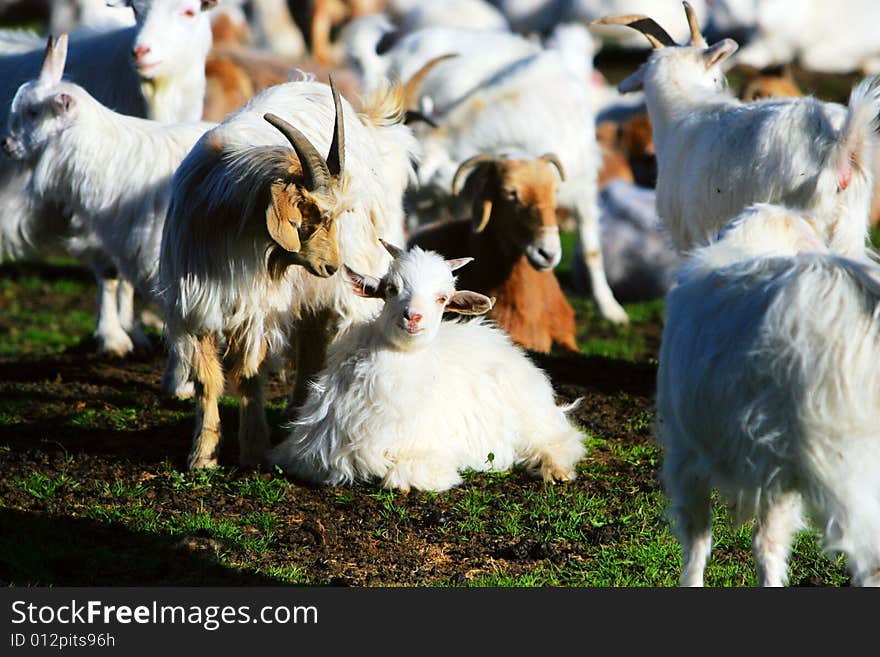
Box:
[268,243,587,492]
[657,203,880,587]
[0,0,215,357]
[595,1,880,258]
[4,34,215,397]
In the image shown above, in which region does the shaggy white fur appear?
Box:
[656,203,880,587]
[268,246,587,492]
[159,76,419,469]
[5,42,214,395]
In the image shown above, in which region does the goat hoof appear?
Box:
[188,455,218,470]
[541,463,573,483]
[96,330,135,357]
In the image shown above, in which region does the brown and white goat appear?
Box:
[408,153,579,354]
[160,78,416,470]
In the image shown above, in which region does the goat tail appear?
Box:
[359,79,406,128]
[831,75,880,191]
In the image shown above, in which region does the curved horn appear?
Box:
[326,76,344,178]
[590,15,676,49]
[540,153,566,182]
[379,238,405,259]
[264,112,331,192]
[452,154,499,195]
[403,53,459,108]
[683,1,706,47]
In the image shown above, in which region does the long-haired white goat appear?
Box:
[159,75,418,470]
[3,34,215,397]
[267,242,587,492]
[0,0,216,357]
[595,1,880,259]
[657,203,880,587]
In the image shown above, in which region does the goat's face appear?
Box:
[263,81,348,280]
[128,0,215,80]
[266,181,341,279]
[454,155,566,271]
[597,2,738,95]
[4,35,77,162]
[346,244,494,352]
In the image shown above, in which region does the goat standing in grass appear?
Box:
[160,77,418,469]
[657,203,880,587]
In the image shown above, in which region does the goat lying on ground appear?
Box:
[267,242,586,491]
[408,153,578,353]
[657,202,880,587]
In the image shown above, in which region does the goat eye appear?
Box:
[182,8,196,17]
[504,188,518,201]
[386,284,398,296]
[26,108,38,119]
[437,295,448,304]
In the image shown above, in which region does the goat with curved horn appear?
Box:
[379,238,405,259]
[590,15,677,49]
[264,112,331,193]
[402,53,460,109]
[452,154,499,195]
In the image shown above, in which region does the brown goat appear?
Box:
[408,154,578,354]
[596,110,656,189]
[736,63,802,102]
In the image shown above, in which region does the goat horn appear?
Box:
[590,15,676,49]
[264,113,331,192]
[326,76,345,178]
[452,154,499,195]
[683,1,706,47]
[540,153,566,182]
[379,238,405,259]
[402,53,459,109]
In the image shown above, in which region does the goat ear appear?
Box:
[445,257,473,272]
[265,181,301,252]
[618,65,645,93]
[52,93,75,113]
[446,291,494,315]
[344,266,383,298]
[703,39,738,69]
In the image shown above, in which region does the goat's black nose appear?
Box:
[324,264,337,276]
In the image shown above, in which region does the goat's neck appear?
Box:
[467,226,527,291]
[140,63,207,123]
[644,79,736,155]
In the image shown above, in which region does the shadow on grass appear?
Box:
[528,351,657,398]
[0,507,286,586]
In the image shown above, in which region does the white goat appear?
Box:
[4,34,215,397]
[159,76,418,470]
[342,14,539,111]
[595,2,880,259]
[268,243,586,492]
[0,0,215,357]
[657,203,880,587]
[734,0,880,75]
[413,48,629,324]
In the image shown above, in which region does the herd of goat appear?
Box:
[1,0,879,587]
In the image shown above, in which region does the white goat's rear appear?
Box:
[657,203,880,587]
